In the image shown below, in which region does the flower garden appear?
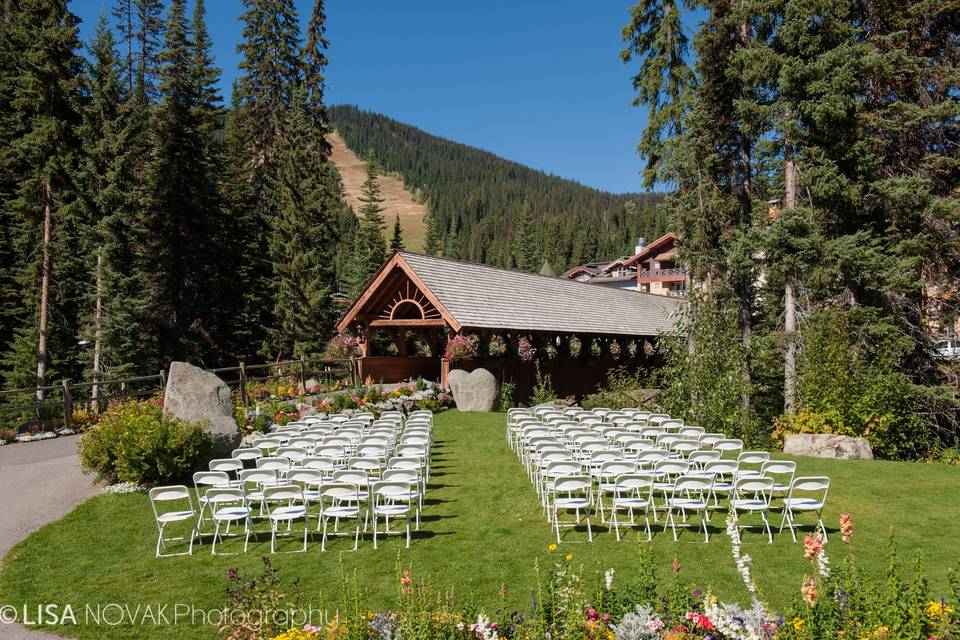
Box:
[2,411,960,640]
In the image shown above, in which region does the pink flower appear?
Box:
[648,619,664,631]
[802,576,817,605]
[803,534,824,560]
[672,557,682,573]
[586,608,599,621]
[840,513,854,544]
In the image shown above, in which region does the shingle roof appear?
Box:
[399,252,683,336]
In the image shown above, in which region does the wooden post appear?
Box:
[239,361,248,406]
[349,357,358,388]
[298,355,307,393]
[159,369,167,391]
[61,379,72,429]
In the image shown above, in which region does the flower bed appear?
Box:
[211,513,960,640]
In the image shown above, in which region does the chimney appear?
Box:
[634,237,646,255]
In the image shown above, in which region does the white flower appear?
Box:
[605,568,615,591]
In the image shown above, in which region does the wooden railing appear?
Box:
[0,357,355,431]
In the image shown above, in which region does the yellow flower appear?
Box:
[791,616,804,632]
[927,600,954,620]
[547,543,558,552]
[565,553,573,561]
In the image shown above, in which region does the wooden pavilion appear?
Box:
[336,252,684,401]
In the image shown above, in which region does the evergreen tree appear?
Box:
[390,213,405,252]
[224,0,304,355]
[0,0,84,395]
[422,211,442,256]
[265,86,338,358]
[301,0,331,151]
[139,0,221,366]
[76,12,146,381]
[343,153,387,297]
[513,202,538,272]
[620,0,694,189]
[112,0,164,99]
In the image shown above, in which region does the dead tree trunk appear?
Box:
[35,183,53,403]
[784,136,798,414]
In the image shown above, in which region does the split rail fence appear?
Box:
[0,357,355,431]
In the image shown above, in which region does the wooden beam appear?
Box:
[369,318,447,328]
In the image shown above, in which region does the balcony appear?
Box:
[638,266,688,284]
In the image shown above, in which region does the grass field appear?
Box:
[2,410,959,639]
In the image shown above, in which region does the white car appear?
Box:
[933,338,960,361]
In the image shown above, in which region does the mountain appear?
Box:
[328,105,669,272]
[329,131,429,252]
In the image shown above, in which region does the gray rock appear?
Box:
[303,378,320,391]
[783,433,874,460]
[164,361,240,455]
[448,368,497,412]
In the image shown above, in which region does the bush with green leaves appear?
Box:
[776,307,938,458]
[582,366,657,412]
[78,399,211,485]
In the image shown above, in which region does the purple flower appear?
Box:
[693,588,703,598]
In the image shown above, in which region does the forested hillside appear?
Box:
[329,105,670,272]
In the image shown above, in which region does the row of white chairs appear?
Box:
[148,411,434,556]
[150,477,419,556]
[509,407,830,544]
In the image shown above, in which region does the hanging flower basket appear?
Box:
[517,336,537,362]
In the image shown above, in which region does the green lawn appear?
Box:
[2,410,960,639]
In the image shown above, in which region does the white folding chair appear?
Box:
[318,482,364,550]
[263,485,309,553]
[780,477,830,542]
[382,468,422,529]
[609,473,655,541]
[149,485,199,557]
[730,476,775,543]
[664,475,714,542]
[193,470,231,529]
[761,460,796,494]
[549,475,593,543]
[207,487,255,555]
[370,480,414,548]
[595,460,636,523]
[736,451,771,478]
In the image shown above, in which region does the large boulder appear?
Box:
[783,433,874,460]
[164,361,240,455]
[448,368,498,412]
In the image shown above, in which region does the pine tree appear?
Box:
[390,213,405,252]
[224,0,305,355]
[422,211,442,256]
[0,0,84,396]
[140,0,221,366]
[301,0,331,151]
[266,86,338,358]
[513,202,538,272]
[620,0,694,189]
[76,12,147,383]
[112,0,164,99]
[343,153,387,297]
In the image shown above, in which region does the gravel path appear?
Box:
[0,436,100,640]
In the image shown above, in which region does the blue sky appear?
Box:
[69,1,688,194]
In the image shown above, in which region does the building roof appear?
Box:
[622,232,679,268]
[348,252,683,337]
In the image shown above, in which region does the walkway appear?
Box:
[0,436,100,640]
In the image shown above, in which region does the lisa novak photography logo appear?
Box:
[0,603,329,628]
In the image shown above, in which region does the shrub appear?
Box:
[78,399,212,485]
[498,381,516,412]
[531,361,555,405]
[582,366,657,411]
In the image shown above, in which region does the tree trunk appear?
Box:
[91,248,104,410]
[783,136,798,414]
[35,183,53,403]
